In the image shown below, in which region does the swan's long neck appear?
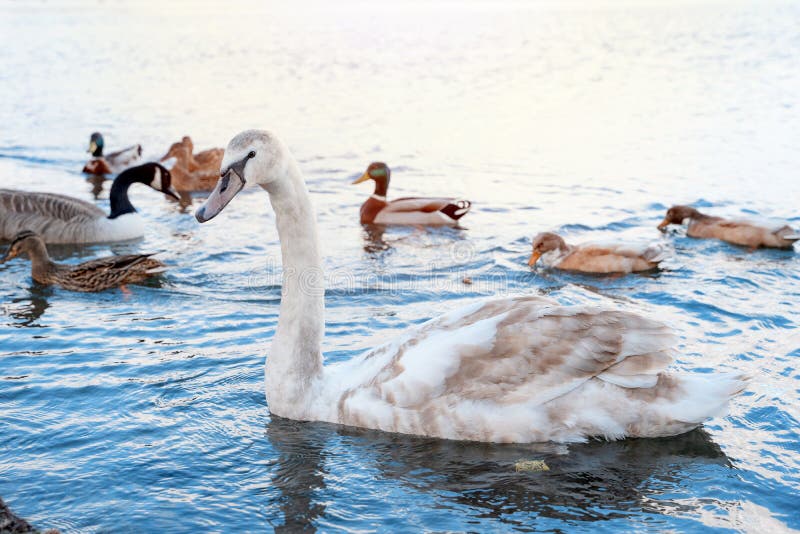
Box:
[263,158,325,418]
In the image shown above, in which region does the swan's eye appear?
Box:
[248,151,256,159]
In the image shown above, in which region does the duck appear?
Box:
[82,132,143,175]
[658,205,800,249]
[0,162,178,244]
[528,232,670,273]
[352,162,471,225]
[160,136,224,192]
[194,129,746,444]
[1,231,166,292]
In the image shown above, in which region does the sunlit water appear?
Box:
[1,1,799,532]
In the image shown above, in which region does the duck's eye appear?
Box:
[248,151,256,159]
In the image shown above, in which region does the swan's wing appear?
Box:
[333,295,675,420]
[0,189,105,241]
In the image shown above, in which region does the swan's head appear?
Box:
[529,232,567,267]
[196,130,288,223]
[658,205,700,231]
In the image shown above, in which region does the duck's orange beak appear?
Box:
[657,217,671,231]
[352,172,371,185]
[528,251,541,267]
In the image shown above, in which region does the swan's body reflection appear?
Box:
[266,417,729,530]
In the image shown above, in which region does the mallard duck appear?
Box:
[194,129,746,443]
[1,231,165,292]
[529,232,670,273]
[352,162,471,225]
[0,162,178,244]
[658,205,800,249]
[82,132,143,175]
[160,136,224,191]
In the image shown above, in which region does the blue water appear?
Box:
[2,1,800,532]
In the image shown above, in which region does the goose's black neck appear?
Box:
[108,167,145,219]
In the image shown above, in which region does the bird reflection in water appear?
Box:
[6,286,51,327]
[266,416,729,531]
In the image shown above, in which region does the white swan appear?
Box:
[196,130,746,443]
[0,163,178,244]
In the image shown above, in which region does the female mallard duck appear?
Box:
[160,136,224,192]
[82,132,143,175]
[1,231,165,292]
[529,232,670,273]
[0,162,178,244]
[194,129,746,443]
[658,205,799,249]
[352,162,471,225]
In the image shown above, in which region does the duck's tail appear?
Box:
[439,200,472,222]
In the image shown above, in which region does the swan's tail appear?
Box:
[667,372,749,424]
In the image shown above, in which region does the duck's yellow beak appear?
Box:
[89,141,97,154]
[657,217,670,231]
[528,251,541,267]
[352,172,371,185]
[0,249,17,264]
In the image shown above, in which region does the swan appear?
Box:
[195,130,746,443]
[658,205,800,249]
[0,162,178,244]
[529,232,671,273]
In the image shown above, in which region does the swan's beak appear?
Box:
[195,168,246,223]
[657,217,671,231]
[528,251,541,267]
[352,172,371,185]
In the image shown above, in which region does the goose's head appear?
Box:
[88,132,104,157]
[352,162,391,195]
[1,231,46,264]
[196,130,288,223]
[658,205,700,231]
[529,232,568,267]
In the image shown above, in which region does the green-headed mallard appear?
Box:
[352,162,471,225]
[83,132,143,175]
[1,231,166,292]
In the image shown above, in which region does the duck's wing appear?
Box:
[373,197,471,225]
[586,241,671,263]
[0,189,105,241]
[383,197,459,213]
[105,144,143,169]
[64,254,163,290]
[330,296,683,440]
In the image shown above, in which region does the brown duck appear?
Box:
[529,232,670,273]
[352,162,471,225]
[160,136,224,192]
[658,205,800,249]
[1,231,166,292]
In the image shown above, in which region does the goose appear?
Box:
[0,162,178,244]
[529,232,670,273]
[352,162,471,225]
[195,130,746,443]
[658,205,800,249]
[82,132,143,175]
[1,231,166,292]
[160,135,225,192]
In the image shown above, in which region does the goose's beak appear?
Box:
[528,251,541,267]
[163,187,180,202]
[352,172,371,185]
[196,168,246,223]
[657,217,671,231]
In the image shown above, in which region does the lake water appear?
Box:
[1,1,799,532]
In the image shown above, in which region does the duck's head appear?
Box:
[196,130,290,222]
[658,205,699,231]
[528,232,567,267]
[88,132,104,157]
[352,162,390,196]
[1,231,46,264]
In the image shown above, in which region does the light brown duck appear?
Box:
[528,232,670,273]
